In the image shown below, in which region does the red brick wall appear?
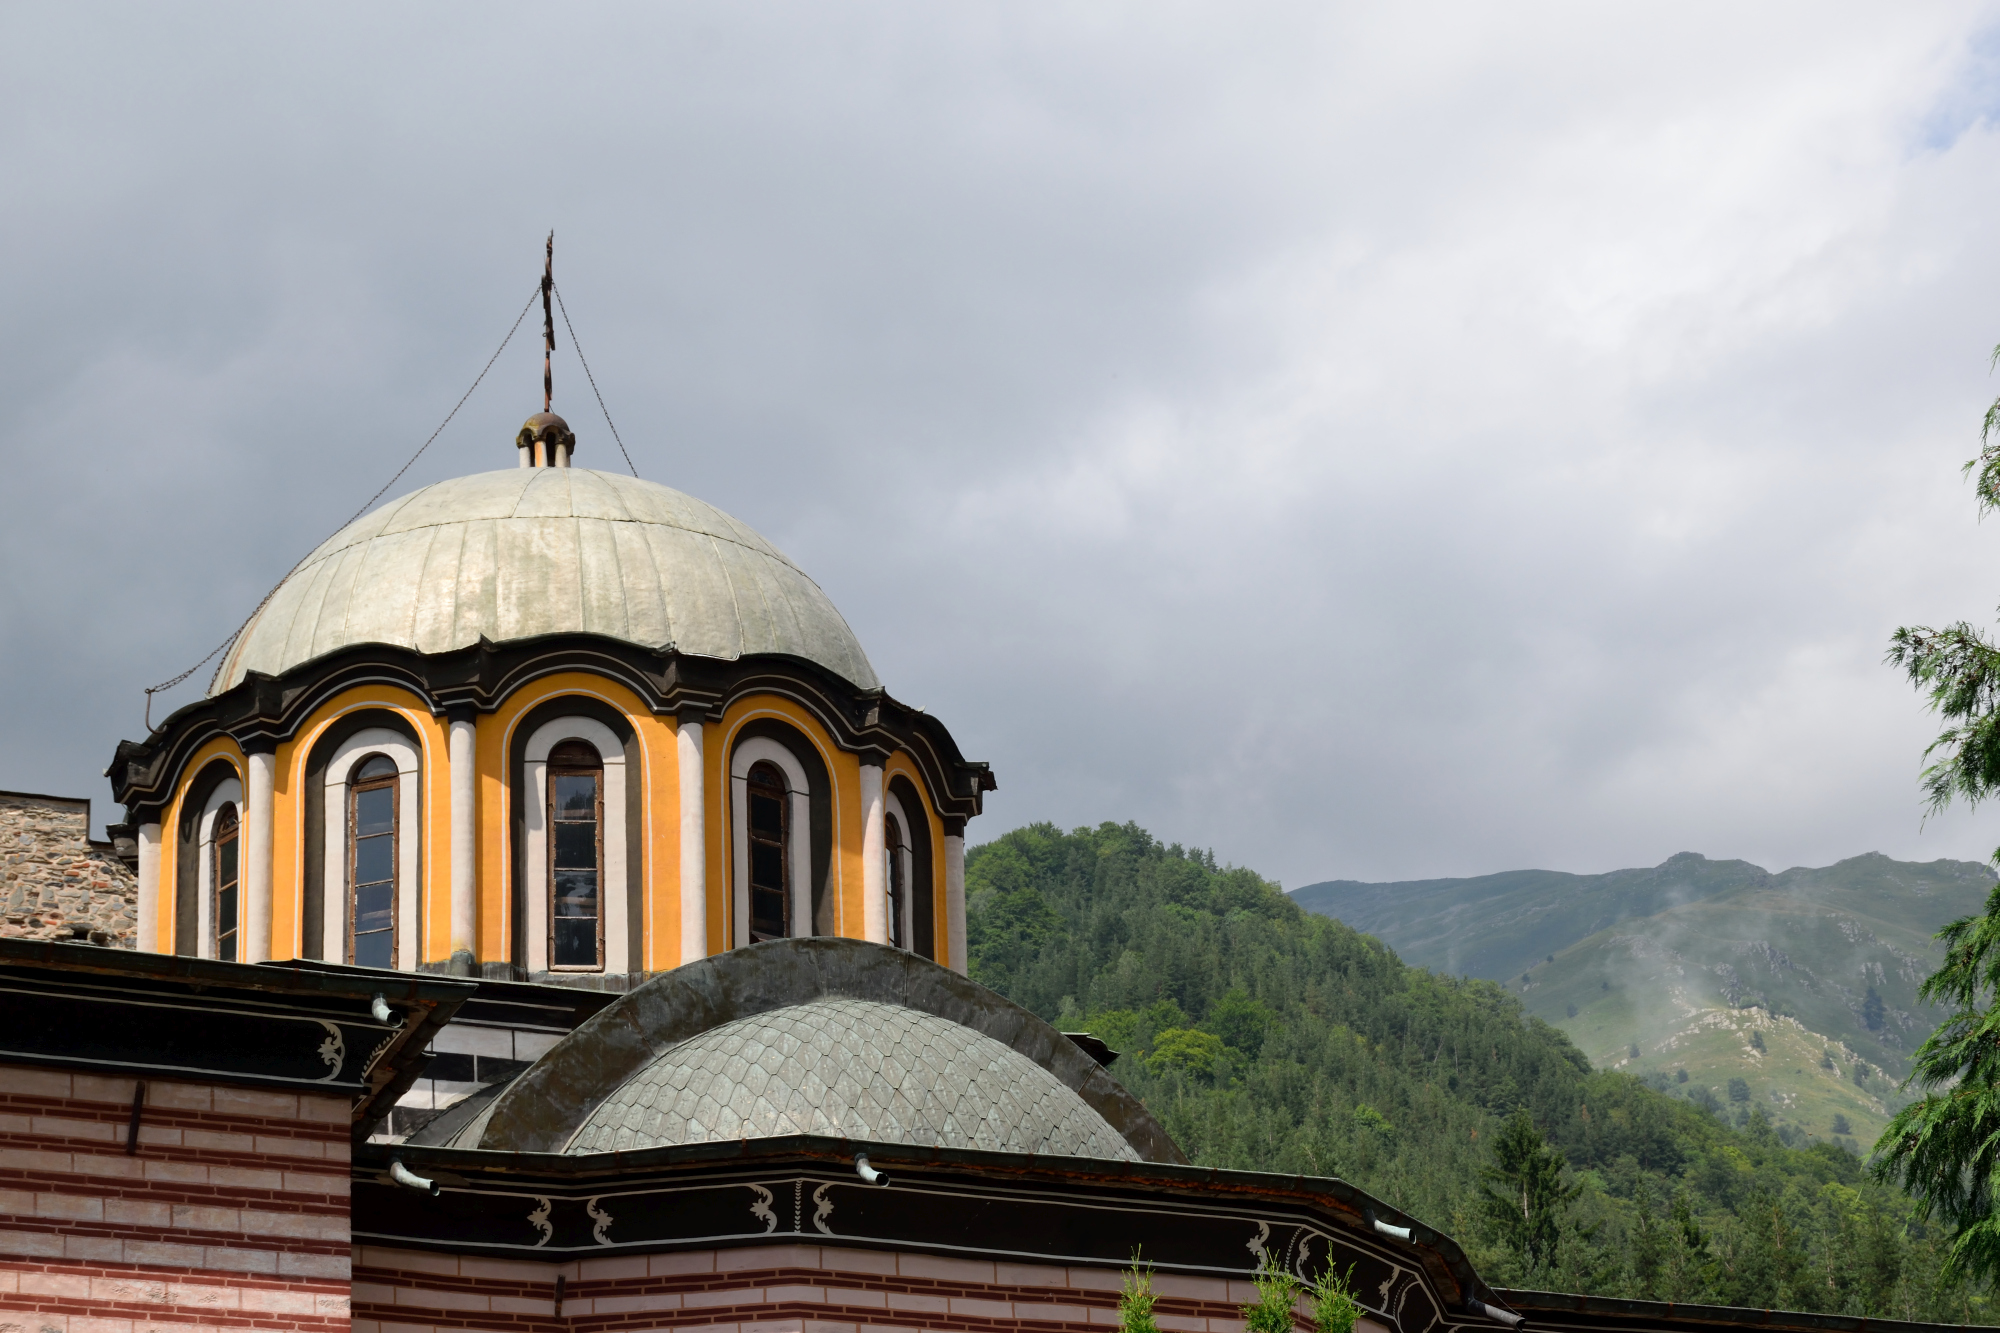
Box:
[0,1069,351,1333]
[354,1243,1384,1333]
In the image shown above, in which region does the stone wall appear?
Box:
[0,791,137,947]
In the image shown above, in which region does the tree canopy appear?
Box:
[1874,342,2000,1284]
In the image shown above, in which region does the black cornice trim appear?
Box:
[352,1133,1488,1312]
[0,940,473,1131]
[1492,1289,1955,1333]
[112,635,993,825]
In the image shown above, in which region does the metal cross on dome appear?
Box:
[541,231,555,413]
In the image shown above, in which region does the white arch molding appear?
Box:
[522,716,630,975]
[729,737,813,949]
[884,789,917,953]
[195,777,242,962]
[320,728,423,970]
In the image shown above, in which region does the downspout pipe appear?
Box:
[1465,1298,1524,1328]
[854,1152,889,1187]
[1364,1207,1412,1241]
[389,1158,439,1196]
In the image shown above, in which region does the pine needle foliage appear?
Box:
[1970,340,2000,515]
[1243,1254,1299,1333]
[1309,1262,1363,1333]
[1885,622,2000,819]
[1119,1250,1160,1333]
[1873,882,2000,1282]
[1480,1110,1586,1272]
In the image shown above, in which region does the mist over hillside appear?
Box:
[1291,852,1996,1146]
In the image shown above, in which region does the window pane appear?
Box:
[217,886,238,961]
[751,886,787,940]
[354,785,394,836]
[888,849,905,949]
[217,837,237,888]
[749,789,783,835]
[353,832,393,887]
[553,917,597,967]
[354,881,394,935]
[353,928,392,969]
[356,755,397,781]
[750,841,785,891]
[553,821,598,869]
[554,870,598,917]
[553,773,597,819]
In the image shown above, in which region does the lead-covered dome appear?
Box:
[563,997,1140,1160]
[211,468,878,694]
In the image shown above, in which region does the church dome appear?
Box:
[563,997,1141,1161]
[210,468,879,694]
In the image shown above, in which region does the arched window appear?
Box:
[728,734,815,949]
[746,761,791,942]
[349,754,398,969]
[549,739,603,970]
[885,812,907,950]
[211,805,240,962]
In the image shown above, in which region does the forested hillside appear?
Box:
[966,823,1987,1322]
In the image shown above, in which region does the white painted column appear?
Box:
[944,831,967,977]
[449,715,477,971]
[677,715,707,965]
[136,823,162,954]
[859,763,887,945]
[245,748,276,963]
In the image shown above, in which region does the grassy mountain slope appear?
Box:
[1293,852,1995,1149]
[1515,855,1995,1146]
[966,822,1983,1321]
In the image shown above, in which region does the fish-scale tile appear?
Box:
[559,996,1140,1162]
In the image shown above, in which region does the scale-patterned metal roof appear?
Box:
[562,997,1141,1160]
[211,468,878,693]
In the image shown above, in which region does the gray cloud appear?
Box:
[6,3,2000,888]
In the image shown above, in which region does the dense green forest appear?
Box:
[965,822,1989,1321]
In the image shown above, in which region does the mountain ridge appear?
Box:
[1290,850,1997,1146]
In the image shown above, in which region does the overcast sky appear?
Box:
[8,4,2000,888]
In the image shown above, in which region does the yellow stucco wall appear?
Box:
[159,674,949,970]
[156,737,243,956]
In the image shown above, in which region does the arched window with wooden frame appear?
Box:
[548,739,604,970]
[349,753,399,969]
[211,805,240,962]
[884,811,907,950]
[746,761,791,942]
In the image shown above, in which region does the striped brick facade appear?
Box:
[352,1244,1389,1333]
[0,1068,351,1333]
